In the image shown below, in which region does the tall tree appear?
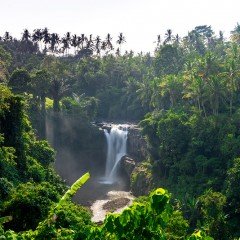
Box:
[8,68,31,94]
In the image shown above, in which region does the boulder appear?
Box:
[121,156,136,177]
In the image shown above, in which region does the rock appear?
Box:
[127,126,148,162]
[103,198,130,212]
[130,162,153,196]
[102,124,112,132]
[121,156,136,177]
[91,191,134,223]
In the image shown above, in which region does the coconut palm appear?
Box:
[3,32,12,42]
[221,49,240,115]
[42,28,51,51]
[22,29,31,42]
[106,33,113,50]
[95,35,101,55]
[219,31,224,42]
[65,32,71,42]
[163,29,173,45]
[61,37,70,56]
[32,28,43,49]
[175,34,180,44]
[71,34,78,54]
[49,33,60,52]
[116,33,126,55]
[86,34,94,50]
[101,41,107,54]
[80,34,86,49]
[115,47,120,56]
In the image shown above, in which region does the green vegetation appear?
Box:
[0,24,240,239]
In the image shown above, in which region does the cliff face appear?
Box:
[46,114,106,184]
[126,126,154,196]
[127,126,148,162]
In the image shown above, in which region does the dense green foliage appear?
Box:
[0,85,63,228]
[0,179,211,240]
[1,24,240,239]
[88,188,211,240]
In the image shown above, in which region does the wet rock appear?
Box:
[102,124,112,132]
[127,126,148,161]
[103,198,130,212]
[121,156,136,177]
[91,191,134,223]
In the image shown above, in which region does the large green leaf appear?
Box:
[57,172,90,206]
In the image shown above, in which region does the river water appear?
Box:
[90,124,134,222]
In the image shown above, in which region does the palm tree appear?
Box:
[101,41,107,54]
[61,32,72,55]
[86,34,94,50]
[106,33,113,50]
[154,35,161,52]
[65,32,71,42]
[208,75,226,116]
[115,47,120,56]
[32,29,43,50]
[80,34,86,49]
[22,29,31,42]
[76,36,81,51]
[49,33,58,52]
[221,49,240,115]
[136,76,153,111]
[159,74,183,108]
[71,34,78,54]
[175,34,180,44]
[61,37,70,56]
[116,33,126,55]
[219,31,224,42]
[42,56,71,112]
[3,32,12,42]
[163,29,173,45]
[42,28,51,50]
[156,34,161,46]
[95,35,101,55]
[183,60,207,115]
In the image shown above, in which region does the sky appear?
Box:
[0,0,239,53]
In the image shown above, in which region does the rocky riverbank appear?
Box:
[91,191,134,223]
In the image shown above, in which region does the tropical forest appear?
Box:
[0,4,240,239]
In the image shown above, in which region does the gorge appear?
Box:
[45,115,146,220]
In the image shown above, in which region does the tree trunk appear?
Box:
[53,97,60,112]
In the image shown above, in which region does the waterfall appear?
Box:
[103,125,128,183]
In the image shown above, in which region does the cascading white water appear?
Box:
[103,125,128,183]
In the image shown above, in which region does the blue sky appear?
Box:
[0,0,239,53]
